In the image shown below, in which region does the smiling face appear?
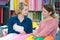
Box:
[42,4,54,18]
[42,7,52,18]
[21,6,28,16]
[15,2,28,16]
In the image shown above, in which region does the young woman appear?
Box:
[0,2,33,40]
[32,4,59,40]
[8,2,32,34]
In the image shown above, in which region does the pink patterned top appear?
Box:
[36,19,58,38]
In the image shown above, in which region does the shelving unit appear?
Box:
[0,6,10,25]
[28,11,42,24]
[0,0,10,25]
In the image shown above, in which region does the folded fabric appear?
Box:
[25,34,34,40]
[32,22,38,29]
[34,37,44,40]
[44,36,54,40]
[0,33,17,40]
[13,23,24,32]
[9,34,29,40]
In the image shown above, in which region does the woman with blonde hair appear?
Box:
[0,2,33,40]
[8,2,32,34]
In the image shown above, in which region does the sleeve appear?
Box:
[8,17,14,34]
[27,19,33,33]
[35,21,42,33]
[37,20,58,37]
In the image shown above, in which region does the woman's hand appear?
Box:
[30,33,37,37]
[20,31,26,35]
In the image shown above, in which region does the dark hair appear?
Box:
[44,4,55,18]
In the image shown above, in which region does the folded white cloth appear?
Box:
[13,23,24,32]
[0,33,17,40]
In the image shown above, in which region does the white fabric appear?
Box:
[10,0,14,10]
[13,23,24,32]
[0,33,17,40]
[0,23,25,40]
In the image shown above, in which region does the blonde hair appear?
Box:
[15,2,28,15]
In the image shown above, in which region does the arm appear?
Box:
[31,21,42,37]
[8,17,14,34]
[37,20,58,37]
[27,20,33,33]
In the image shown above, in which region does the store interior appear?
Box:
[0,0,60,40]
